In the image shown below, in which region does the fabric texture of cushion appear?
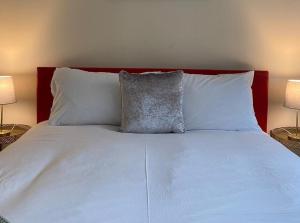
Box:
[119,71,185,133]
[183,71,260,131]
[49,68,121,126]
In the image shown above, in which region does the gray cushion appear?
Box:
[119,70,185,133]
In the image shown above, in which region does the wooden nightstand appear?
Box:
[0,124,31,151]
[270,127,300,156]
[0,215,10,223]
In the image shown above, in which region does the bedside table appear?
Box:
[0,215,9,223]
[270,127,300,156]
[0,124,31,151]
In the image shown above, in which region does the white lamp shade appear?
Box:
[0,76,16,105]
[285,80,300,110]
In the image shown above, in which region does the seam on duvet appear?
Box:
[144,143,150,223]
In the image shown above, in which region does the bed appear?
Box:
[1,68,300,223]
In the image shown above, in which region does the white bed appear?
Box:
[1,122,300,223]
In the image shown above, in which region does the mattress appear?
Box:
[0,123,300,223]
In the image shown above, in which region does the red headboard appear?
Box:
[37,67,269,131]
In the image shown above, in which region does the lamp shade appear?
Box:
[0,76,16,105]
[285,80,300,110]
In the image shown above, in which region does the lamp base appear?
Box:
[0,129,11,136]
[288,134,300,142]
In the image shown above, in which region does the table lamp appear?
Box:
[0,76,16,136]
[284,79,300,141]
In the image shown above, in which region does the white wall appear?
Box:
[1,0,300,130]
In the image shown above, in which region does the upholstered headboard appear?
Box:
[37,67,269,131]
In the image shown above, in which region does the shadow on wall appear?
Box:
[40,0,256,69]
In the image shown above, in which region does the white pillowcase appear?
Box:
[49,68,259,131]
[183,71,260,131]
[49,68,121,126]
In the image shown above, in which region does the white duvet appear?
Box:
[0,123,300,223]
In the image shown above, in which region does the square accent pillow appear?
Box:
[119,71,185,133]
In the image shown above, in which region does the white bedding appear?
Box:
[0,123,300,223]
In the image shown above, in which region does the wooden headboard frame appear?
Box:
[37,67,269,131]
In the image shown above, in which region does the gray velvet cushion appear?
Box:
[119,71,185,133]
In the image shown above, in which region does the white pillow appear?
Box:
[183,71,260,131]
[49,68,121,126]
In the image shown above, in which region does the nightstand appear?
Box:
[0,215,9,223]
[270,127,300,156]
[0,124,31,151]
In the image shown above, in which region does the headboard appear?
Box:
[37,67,269,131]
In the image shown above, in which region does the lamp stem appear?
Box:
[0,105,3,131]
[296,111,299,136]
